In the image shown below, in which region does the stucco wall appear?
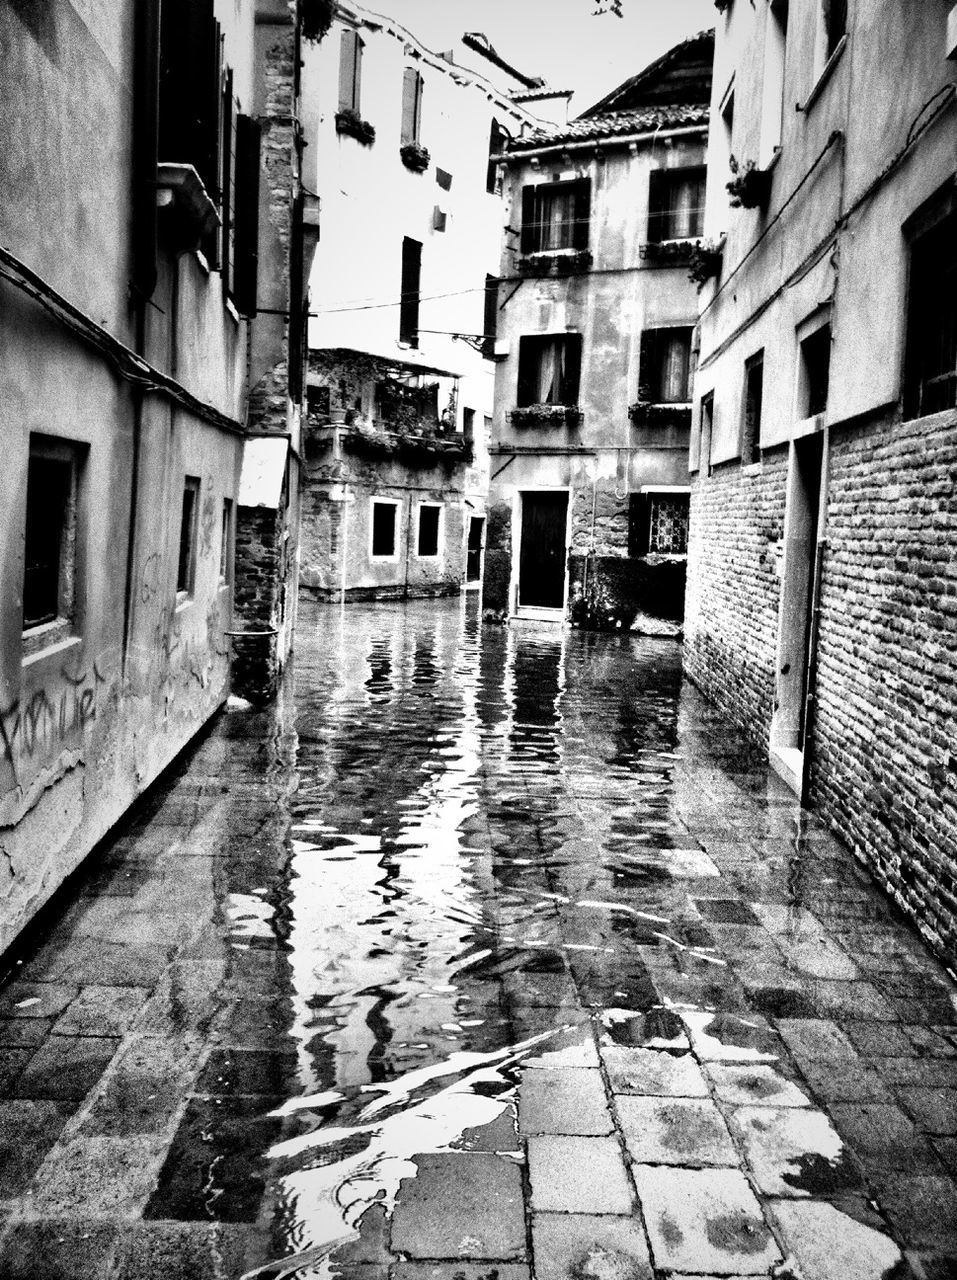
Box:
[0,0,251,954]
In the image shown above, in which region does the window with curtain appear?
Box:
[520,180,591,254]
[647,168,706,242]
[639,328,693,403]
[517,334,583,406]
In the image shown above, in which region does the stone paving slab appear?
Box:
[602,1045,710,1097]
[616,1096,738,1167]
[531,1213,653,1280]
[527,1135,633,1213]
[390,1153,526,1260]
[518,1066,613,1135]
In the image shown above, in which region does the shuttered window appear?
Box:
[647,168,706,242]
[517,335,583,407]
[401,68,424,145]
[233,114,261,317]
[159,0,222,197]
[400,237,422,346]
[338,28,362,112]
[639,328,693,403]
[520,180,590,254]
[482,275,498,360]
[487,118,507,193]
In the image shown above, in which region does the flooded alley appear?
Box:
[0,598,956,1280]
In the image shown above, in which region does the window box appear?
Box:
[335,109,376,145]
[726,157,772,209]
[688,239,724,286]
[518,250,592,277]
[156,163,220,249]
[508,404,582,427]
[639,239,698,265]
[629,402,692,428]
[400,141,430,173]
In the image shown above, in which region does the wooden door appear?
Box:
[518,492,568,609]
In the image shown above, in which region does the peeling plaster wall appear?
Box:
[0,0,250,955]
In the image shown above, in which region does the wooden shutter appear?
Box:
[517,336,537,406]
[647,169,668,243]
[520,185,537,254]
[233,114,261,316]
[401,68,421,144]
[220,69,235,292]
[132,0,160,298]
[399,237,421,345]
[487,119,505,193]
[638,329,661,401]
[482,275,498,359]
[338,29,360,112]
[628,494,651,557]
[572,180,591,250]
[562,334,583,405]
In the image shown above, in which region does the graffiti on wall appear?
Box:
[0,662,107,795]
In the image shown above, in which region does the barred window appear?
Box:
[628,492,689,557]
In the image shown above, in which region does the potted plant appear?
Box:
[509,404,583,427]
[726,156,771,209]
[335,108,376,146]
[687,239,724,286]
[400,141,430,173]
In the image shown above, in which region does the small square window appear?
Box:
[177,476,200,597]
[742,350,764,465]
[799,324,831,418]
[22,438,83,633]
[371,499,400,560]
[416,504,442,558]
[628,492,690,557]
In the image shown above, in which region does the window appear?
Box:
[520,180,590,254]
[370,500,400,560]
[463,408,476,439]
[232,114,261,316]
[742,350,765,465]
[698,392,714,475]
[177,476,200,597]
[759,0,789,164]
[401,67,424,145]
[487,118,507,193]
[436,167,453,191]
[628,492,690,557]
[482,274,498,359]
[903,193,957,419]
[798,323,831,418]
[159,0,223,199]
[338,28,363,113]
[416,504,442,558]
[647,168,706,242]
[517,334,583,406]
[639,328,693,403]
[22,438,82,633]
[823,0,846,59]
[399,237,422,346]
[220,498,233,582]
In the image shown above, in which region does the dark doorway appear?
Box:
[518,491,568,609]
[466,516,485,583]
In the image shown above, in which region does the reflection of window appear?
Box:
[628,492,690,556]
[742,350,764,465]
[647,168,706,242]
[338,28,363,112]
[799,323,831,418]
[517,334,583,406]
[401,67,424,145]
[903,192,957,420]
[416,504,442,558]
[639,328,693,403]
[520,180,590,254]
[177,476,200,597]
[22,438,83,632]
[399,237,421,346]
[371,500,400,560]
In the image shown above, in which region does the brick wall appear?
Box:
[812,408,957,961]
[683,447,788,745]
[233,506,283,703]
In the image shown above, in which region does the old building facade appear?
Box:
[298,5,552,601]
[0,0,312,953]
[481,36,712,632]
[685,1,957,960]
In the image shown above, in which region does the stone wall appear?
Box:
[812,407,957,962]
[233,505,283,703]
[569,556,686,631]
[482,501,513,617]
[683,446,789,746]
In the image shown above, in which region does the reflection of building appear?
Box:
[482,34,713,631]
[299,5,554,600]
[684,3,957,960]
[0,0,313,953]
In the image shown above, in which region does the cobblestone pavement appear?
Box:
[0,598,956,1280]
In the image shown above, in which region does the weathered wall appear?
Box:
[811,408,957,961]
[0,0,251,954]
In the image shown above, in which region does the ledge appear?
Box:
[629,402,692,428]
[508,404,583,427]
[156,163,220,244]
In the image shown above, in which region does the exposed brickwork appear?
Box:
[812,408,957,963]
[683,448,788,746]
[569,555,686,629]
[482,501,512,616]
[233,505,283,703]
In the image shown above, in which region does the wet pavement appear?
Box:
[1,596,956,1280]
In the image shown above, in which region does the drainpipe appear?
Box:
[801,433,830,803]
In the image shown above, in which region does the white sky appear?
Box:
[363,0,717,116]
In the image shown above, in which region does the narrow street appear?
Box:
[0,597,955,1280]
